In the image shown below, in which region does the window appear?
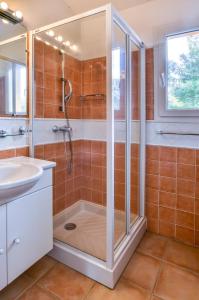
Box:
[157,29,199,117]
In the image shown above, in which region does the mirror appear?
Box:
[0,35,27,116]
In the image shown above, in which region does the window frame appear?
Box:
[156,28,199,117]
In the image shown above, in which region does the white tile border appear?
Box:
[1,118,199,150]
[33,119,199,149]
[147,120,199,149]
[0,119,29,150]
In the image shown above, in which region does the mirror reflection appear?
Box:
[0,35,27,115]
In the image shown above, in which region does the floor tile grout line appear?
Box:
[151,257,165,298]
[27,283,61,300]
[27,259,59,284]
[119,277,153,296]
[83,281,97,300]
[14,279,36,300]
[14,260,59,300]
[36,282,63,300]
[34,261,96,300]
[40,284,62,300]
[150,294,165,300]
[136,247,199,277]
[6,232,199,300]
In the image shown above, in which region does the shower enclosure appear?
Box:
[30,4,146,288]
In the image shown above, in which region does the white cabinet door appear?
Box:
[7,187,53,284]
[0,205,7,290]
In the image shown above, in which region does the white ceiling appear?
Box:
[1,0,199,47]
[4,0,153,29]
[63,0,152,14]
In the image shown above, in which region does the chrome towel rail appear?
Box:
[0,126,31,138]
[156,130,199,136]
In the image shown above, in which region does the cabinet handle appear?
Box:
[0,248,4,255]
[13,238,21,245]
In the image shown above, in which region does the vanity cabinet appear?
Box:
[7,186,53,284]
[0,159,55,291]
[0,205,7,290]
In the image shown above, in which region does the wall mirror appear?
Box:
[0,34,28,116]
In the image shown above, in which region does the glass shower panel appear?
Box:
[130,40,141,225]
[112,22,127,248]
[33,11,107,261]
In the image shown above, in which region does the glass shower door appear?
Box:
[111,15,144,254]
[112,21,127,248]
[130,40,141,226]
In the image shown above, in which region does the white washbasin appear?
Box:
[0,162,43,202]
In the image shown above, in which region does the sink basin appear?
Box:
[0,162,43,202]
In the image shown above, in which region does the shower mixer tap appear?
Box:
[52,125,72,134]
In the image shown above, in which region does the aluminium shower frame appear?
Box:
[29,4,146,288]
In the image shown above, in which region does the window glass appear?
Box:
[167,31,199,110]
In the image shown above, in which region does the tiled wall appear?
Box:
[64,54,82,119]
[34,40,106,120]
[34,40,82,119]
[146,48,154,120]
[34,140,107,215]
[146,145,199,247]
[81,140,139,215]
[34,140,139,216]
[34,141,81,214]
[34,39,154,121]
[81,140,107,205]
[34,39,63,118]
[81,57,106,119]
[0,147,29,159]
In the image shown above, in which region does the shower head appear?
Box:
[62,78,73,104]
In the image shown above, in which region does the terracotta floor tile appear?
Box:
[0,274,33,300]
[37,263,94,300]
[25,256,57,281]
[86,280,151,300]
[154,263,199,300]
[123,252,161,291]
[137,232,168,258]
[18,284,59,300]
[164,240,199,273]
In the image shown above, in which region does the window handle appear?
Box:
[161,73,166,88]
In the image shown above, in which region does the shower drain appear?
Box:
[64,223,77,230]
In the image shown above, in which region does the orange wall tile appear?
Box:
[146,144,199,247]
[34,39,154,121]
[34,40,81,119]
[146,48,154,120]
[34,140,140,218]
[0,147,29,159]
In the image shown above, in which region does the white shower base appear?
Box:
[50,200,146,288]
[53,200,138,260]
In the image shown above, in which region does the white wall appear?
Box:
[81,12,106,60]
[0,38,26,64]
[121,0,199,47]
